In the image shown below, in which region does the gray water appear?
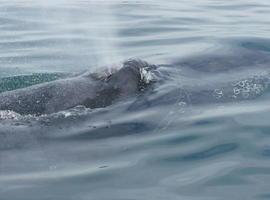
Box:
[1,0,270,199]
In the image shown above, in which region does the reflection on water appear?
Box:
[1,0,270,200]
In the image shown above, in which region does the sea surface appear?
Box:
[1,0,270,199]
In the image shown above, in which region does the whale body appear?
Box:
[0,60,153,115]
[2,49,270,116]
[128,50,270,110]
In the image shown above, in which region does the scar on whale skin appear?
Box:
[0,59,155,115]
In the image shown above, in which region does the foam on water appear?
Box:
[0,110,21,120]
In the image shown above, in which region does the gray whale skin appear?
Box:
[0,60,151,115]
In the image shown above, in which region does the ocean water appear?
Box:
[1,0,270,199]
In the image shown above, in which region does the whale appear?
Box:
[2,49,270,116]
[128,50,270,110]
[0,59,154,115]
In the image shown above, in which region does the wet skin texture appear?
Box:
[0,60,152,115]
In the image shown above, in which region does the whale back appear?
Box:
[0,60,153,115]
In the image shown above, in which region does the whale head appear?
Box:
[80,59,156,109]
[105,59,154,96]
